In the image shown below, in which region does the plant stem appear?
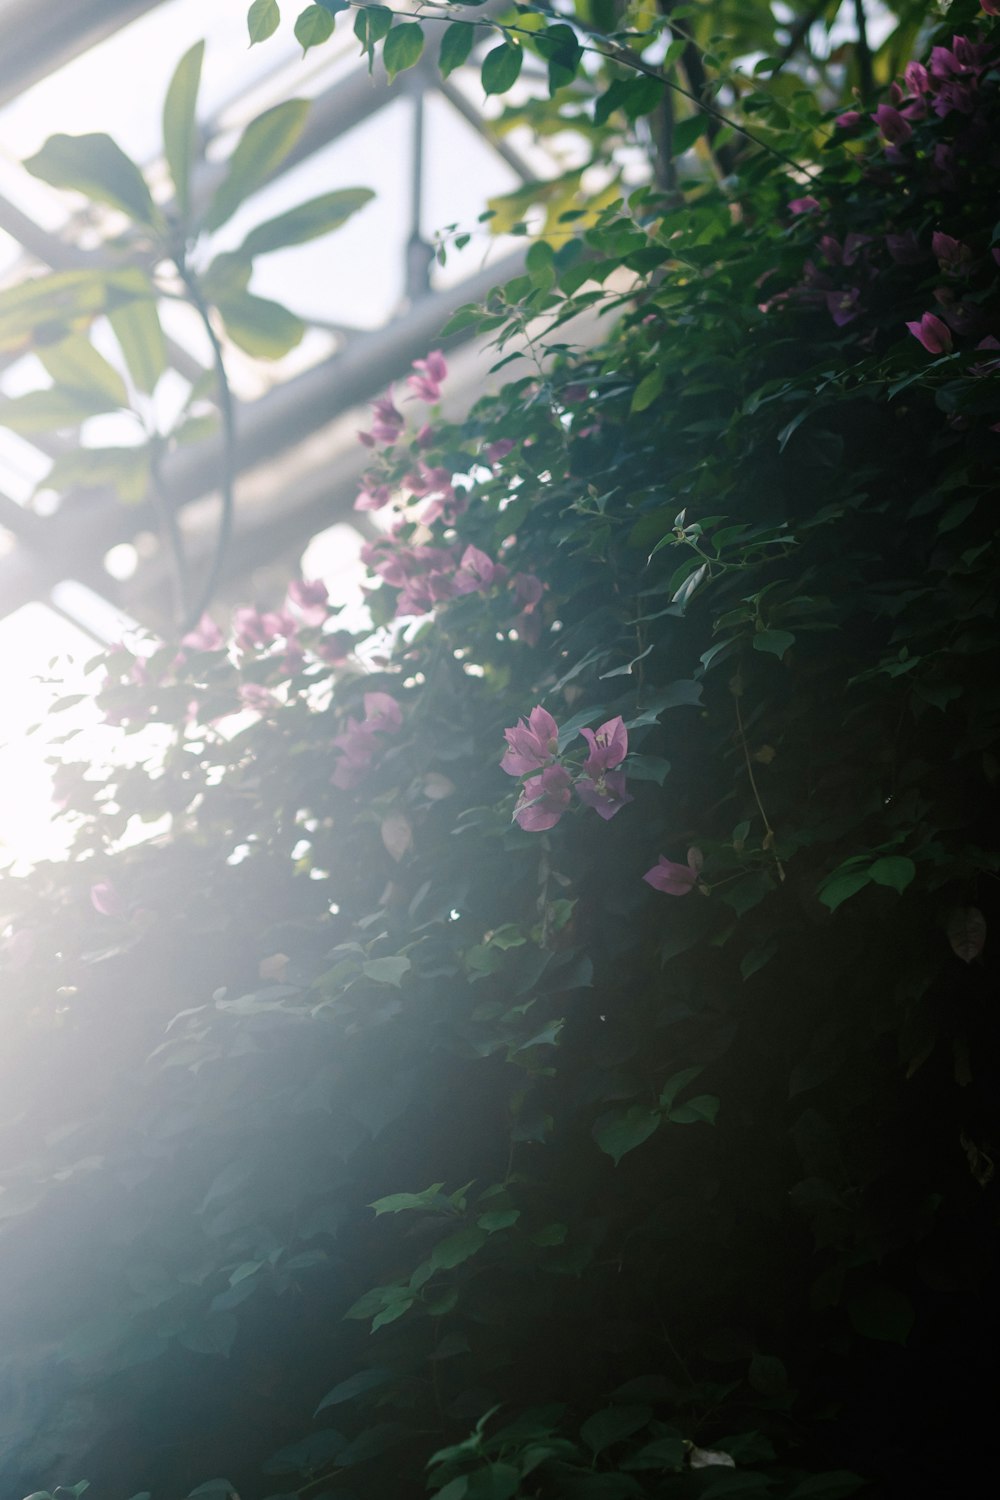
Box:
[177,263,236,632]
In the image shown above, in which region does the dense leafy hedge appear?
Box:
[2,5,999,1500]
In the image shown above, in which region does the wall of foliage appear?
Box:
[1,3,998,1499]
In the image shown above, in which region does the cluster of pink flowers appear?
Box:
[361,531,543,636]
[358,351,448,450]
[500,706,632,832]
[331,691,403,790]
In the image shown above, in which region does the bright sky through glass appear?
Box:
[0,0,563,868]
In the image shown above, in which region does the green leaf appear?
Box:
[215,290,305,359]
[537,23,583,94]
[0,267,141,353]
[370,1183,446,1215]
[25,133,157,225]
[481,42,523,96]
[430,1226,488,1270]
[593,1104,661,1166]
[203,100,310,232]
[264,1430,346,1475]
[383,22,424,81]
[315,1367,392,1413]
[238,188,374,257]
[38,445,150,504]
[1,386,118,433]
[818,871,871,912]
[672,114,708,155]
[354,5,393,71]
[668,1094,720,1125]
[179,1311,238,1356]
[371,1296,415,1330]
[753,628,795,659]
[868,856,915,894]
[748,1352,788,1395]
[847,1282,915,1345]
[110,299,167,394]
[247,0,280,45]
[477,1208,520,1232]
[658,1065,703,1110]
[580,1406,651,1456]
[38,334,128,406]
[439,22,475,78]
[294,4,335,54]
[162,40,204,221]
[787,1474,866,1499]
[362,955,411,987]
[631,367,665,413]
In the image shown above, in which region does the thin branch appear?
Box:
[177,265,236,634]
[853,0,874,101]
[733,686,786,882]
[359,5,821,181]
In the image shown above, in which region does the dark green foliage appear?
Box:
[3,5,1000,1500]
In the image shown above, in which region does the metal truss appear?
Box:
[0,0,543,635]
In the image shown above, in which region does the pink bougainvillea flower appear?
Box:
[904,61,930,95]
[834,110,861,129]
[363,691,402,734]
[788,196,820,216]
[407,350,447,402]
[512,572,544,609]
[370,390,405,444]
[485,437,515,464]
[500,705,560,776]
[261,608,298,642]
[287,578,330,626]
[906,312,953,354]
[932,231,973,275]
[181,614,224,652]
[886,230,925,265]
[871,104,912,145]
[580,716,628,776]
[643,849,704,896]
[513,764,573,832]
[454,545,507,595]
[233,607,271,650]
[826,287,861,327]
[982,0,1000,15]
[91,881,125,917]
[240,684,278,714]
[575,768,633,821]
[935,293,983,338]
[933,79,976,115]
[355,481,393,512]
[317,630,352,664]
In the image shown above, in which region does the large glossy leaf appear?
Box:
[215,289,304,358]
[38,334,128,406]
[109,299,168,394]
[247,0,280,44]
[439,21,475,78]
[202,100,310,233]
[24,133,158,226]
[383,22,424,81]
[481,42,523,96]
[162,40,205,222]
[39,444,150,503]
[236,188,373,258]
[0,268,152,354]
[0,386,121,434]
[294,4,335,54]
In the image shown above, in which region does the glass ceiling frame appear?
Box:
[0,0,551,634]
